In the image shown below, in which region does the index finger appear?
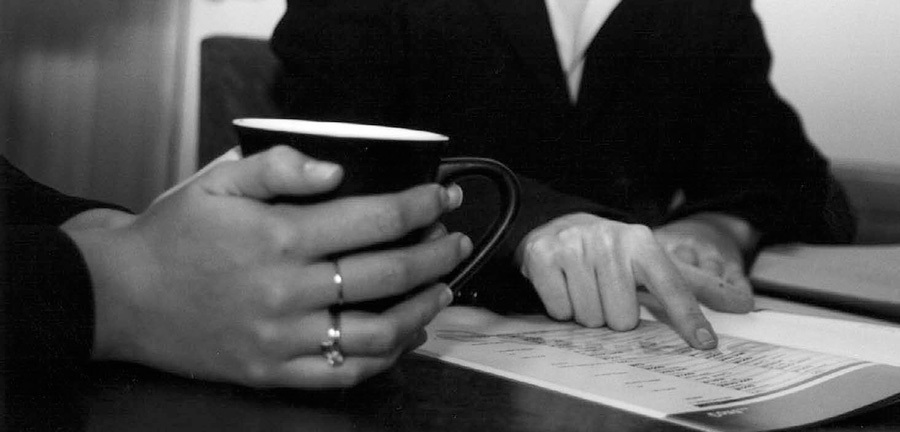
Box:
[281,183,461,257]
[632,241,718,350]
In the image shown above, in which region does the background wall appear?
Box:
[177,0,285,181]
[1,0,189,210]
[755,0,900,167]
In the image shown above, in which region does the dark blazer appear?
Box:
[1,156,123,374]
[271,0,855,308]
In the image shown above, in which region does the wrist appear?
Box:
[65,224,148,362]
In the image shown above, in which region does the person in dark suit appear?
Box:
[1,148,469,388]
[271,0,856,349]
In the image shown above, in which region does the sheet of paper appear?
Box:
[418,307,900,432]
[699,307,900,368]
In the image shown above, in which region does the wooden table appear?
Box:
[5,297,900,431]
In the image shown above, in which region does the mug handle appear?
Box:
[437,157,521,292]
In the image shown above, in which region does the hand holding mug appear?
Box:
[65,146,472,388]
[234,118,520,298]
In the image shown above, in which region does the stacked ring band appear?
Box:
[321,261,346,367]
[320,310,344,367]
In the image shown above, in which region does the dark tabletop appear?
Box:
[4,351,900,432]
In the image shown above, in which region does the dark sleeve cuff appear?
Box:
[2,225,95,372]
[2,156,131,226]
[667,173,857,248]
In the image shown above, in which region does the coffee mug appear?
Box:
[233,118,520,296]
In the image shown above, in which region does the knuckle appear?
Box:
[262,147,300,179]
[378,256,412,294]
[557,226,583,242]
[680,304,707,323]
[266,145,300,164]
[526,237,559,261]
[680,237,702,249]
[259,281,290,311]
[625,224,654,242]
[259,217,295,256]
[252,322,282,351]
[422,183,445,213]
[369,202,406,238]
[366,321,401,354]
[523,238,544,257]
[557,228,586,256]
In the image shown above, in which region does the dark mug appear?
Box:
[234,118,520,299]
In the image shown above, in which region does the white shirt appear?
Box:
[544,0,620,103]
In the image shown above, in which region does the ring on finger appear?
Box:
[332,260,345,306]
[320,308,345,367]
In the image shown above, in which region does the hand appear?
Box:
[516,213,718,350]
[60,208,134,231]
[61,147,245,231]
[653,214,756,313]
[64,146,472,388]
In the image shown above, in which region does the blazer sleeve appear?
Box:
[665,3,856,246]
[1,156,129,373]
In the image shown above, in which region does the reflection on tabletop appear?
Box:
[5,356,685,432]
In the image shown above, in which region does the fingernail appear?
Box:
[695,327,717,349]
[303,160,340,180]
[445,184,463,209]
[440,286,454,307]
[459,234,473,258]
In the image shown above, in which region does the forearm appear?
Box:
[2,157,134,371]
[1,226,97,371]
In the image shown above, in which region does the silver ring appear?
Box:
[332,260,345,306]
[320,309,344,367]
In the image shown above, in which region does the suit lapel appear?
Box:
[477,0,570,108]
[579,0,670,107]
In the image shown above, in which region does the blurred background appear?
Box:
[0,0,284,210]
[1,0,898,211]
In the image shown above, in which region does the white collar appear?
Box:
[545,0,620,103]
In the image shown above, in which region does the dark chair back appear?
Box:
[199,36,284,167]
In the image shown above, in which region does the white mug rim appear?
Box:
[233,118,449,142]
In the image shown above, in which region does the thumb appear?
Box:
[674,260,754,313]
[152,146,243,205]
[199,146,343,200]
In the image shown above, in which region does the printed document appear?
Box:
[418,306,900,431]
